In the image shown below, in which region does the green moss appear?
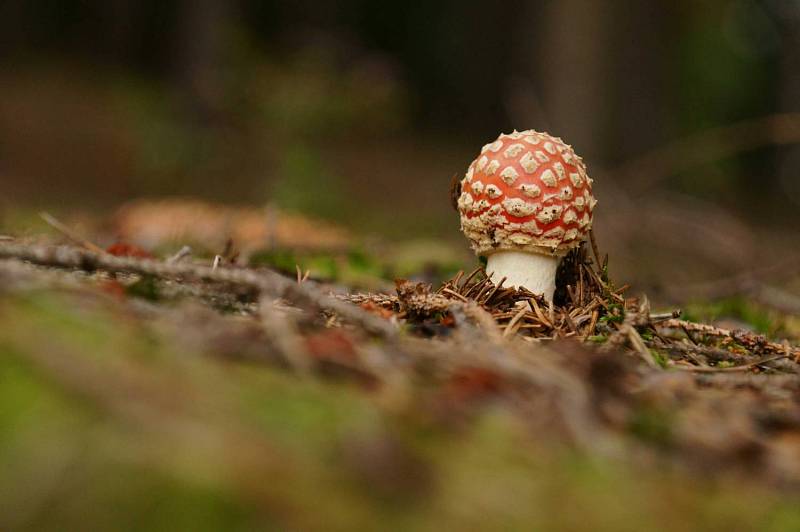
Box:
[248,245,460,289]
[685,297,777,335]
[599,313,624,325]
[126,274,161,301]
[628,406,673,447]
[649,349,670,369]
[249,248,302,272]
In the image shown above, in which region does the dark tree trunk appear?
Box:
[777,10,800,209]
[537,0,615,163]
[173,0,236,123]
[608,1,673,163]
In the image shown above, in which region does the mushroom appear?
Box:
[456,130,596,302]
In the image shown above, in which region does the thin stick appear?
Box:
[440,287,469,302]
[529,297,553,329]
[502,305,529,338]
[585,309,599,338]
[167,246,192,264]
[626,325,660,369]
[661,318,800,361]
[650,310,681,323]
[39,212,106,255]
[588,230,601,269]
[0,242,398,340]
[674,355,788,373]
[459,268,483,291]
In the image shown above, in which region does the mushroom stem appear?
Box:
[486,251,559,302]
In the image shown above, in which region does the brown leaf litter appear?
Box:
[113,198,352,252]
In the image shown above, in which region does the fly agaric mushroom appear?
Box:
[457,130,596,302]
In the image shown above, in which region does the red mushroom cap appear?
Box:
[457,130,595,256]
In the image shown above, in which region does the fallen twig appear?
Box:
[672,354,788,373]
[39,212,107,255]
[660,319,799,361]
[0,242,398,340]
[167,245,192,264]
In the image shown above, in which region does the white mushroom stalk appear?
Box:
[456,130,596,303]
[486,251,560,302]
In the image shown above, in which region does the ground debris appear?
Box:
[344,243,799,374]
[1,237,800,490]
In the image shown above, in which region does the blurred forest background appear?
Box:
[1,0,799,297]
[4,5,800,530]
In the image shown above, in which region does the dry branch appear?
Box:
[660,319,800,361]
[0,242,397,339]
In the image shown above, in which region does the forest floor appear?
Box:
[1,201,800,531]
